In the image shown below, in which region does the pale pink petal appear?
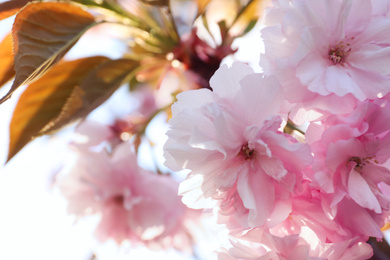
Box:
[348,168,382,213]
[335,197,383,238]
[260,156,288,181]
[338,241,373,260]
[356,16,390,44]
[236,74,284,124]
[261,131,313,172]
[237,167,275,227]
[210,62,254,99]
[314,170,334,193]
[178,174,216,209]
[188,126,227,157]
[344,0,371,35]
[347,67,390,99]
[349,44,390,75]
[324,65,364,100]
[325,139,364,172]
[171,89,213,116]
[296,52,330,96]
[72,120,114,150]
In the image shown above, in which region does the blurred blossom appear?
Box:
[58,140,201,251]
[72,87,158,151]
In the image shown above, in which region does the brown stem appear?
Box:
[368,237,390,260]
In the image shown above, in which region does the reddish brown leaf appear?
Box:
[0,2,98,104]
[40,58,139,135]
[0,33,15,88]
[8,56,110,162]
[0,0,31,20]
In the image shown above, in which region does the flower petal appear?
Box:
[348,168,381,213]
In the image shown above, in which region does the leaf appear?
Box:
[195,0,212,16]
[8,57,138,161]
[8,56,110,162]
[242,19,258,35]
[72,0,138,24]
[230,0,268,36]
[140,0,169,6]
[218,20,228,42]
[201,14,213,38]
[0,2,98,104]
[40,58,139,135]
[0,33,15,88]
[0,0,31,20]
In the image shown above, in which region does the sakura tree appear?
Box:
[1,0,390,259]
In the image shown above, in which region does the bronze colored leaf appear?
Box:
[0,2,98,104]
[231,0,270,36]
[140,0,169,6]
[8,56,109,162]
[0,0,31,20]
[40,58,139,135]
[0,33,15,88]
[195,0,212,16]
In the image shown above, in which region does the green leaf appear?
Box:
[242,19,258,35]
[0,2,99,104]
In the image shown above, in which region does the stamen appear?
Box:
[329,46,351,64]
[238,143,256,160]
[112,195,124,205]
[347,156,378,173]
[328,37,353,64]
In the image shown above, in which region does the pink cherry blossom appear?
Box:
[164,62,312,229]
[217,182,374,260]
[306,99,390,238]
[71,87,158,151]
[58,142,198,251]
[218,227,373,260]
[261,0,390,122]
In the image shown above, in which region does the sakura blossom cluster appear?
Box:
[58,113,200,251]
[164,0,390,258]
[261,0,390,123]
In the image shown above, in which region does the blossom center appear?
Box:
[347,156,378,173]
[112,194,124,205]
[328,38,353,64]
[238,143,256,160]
